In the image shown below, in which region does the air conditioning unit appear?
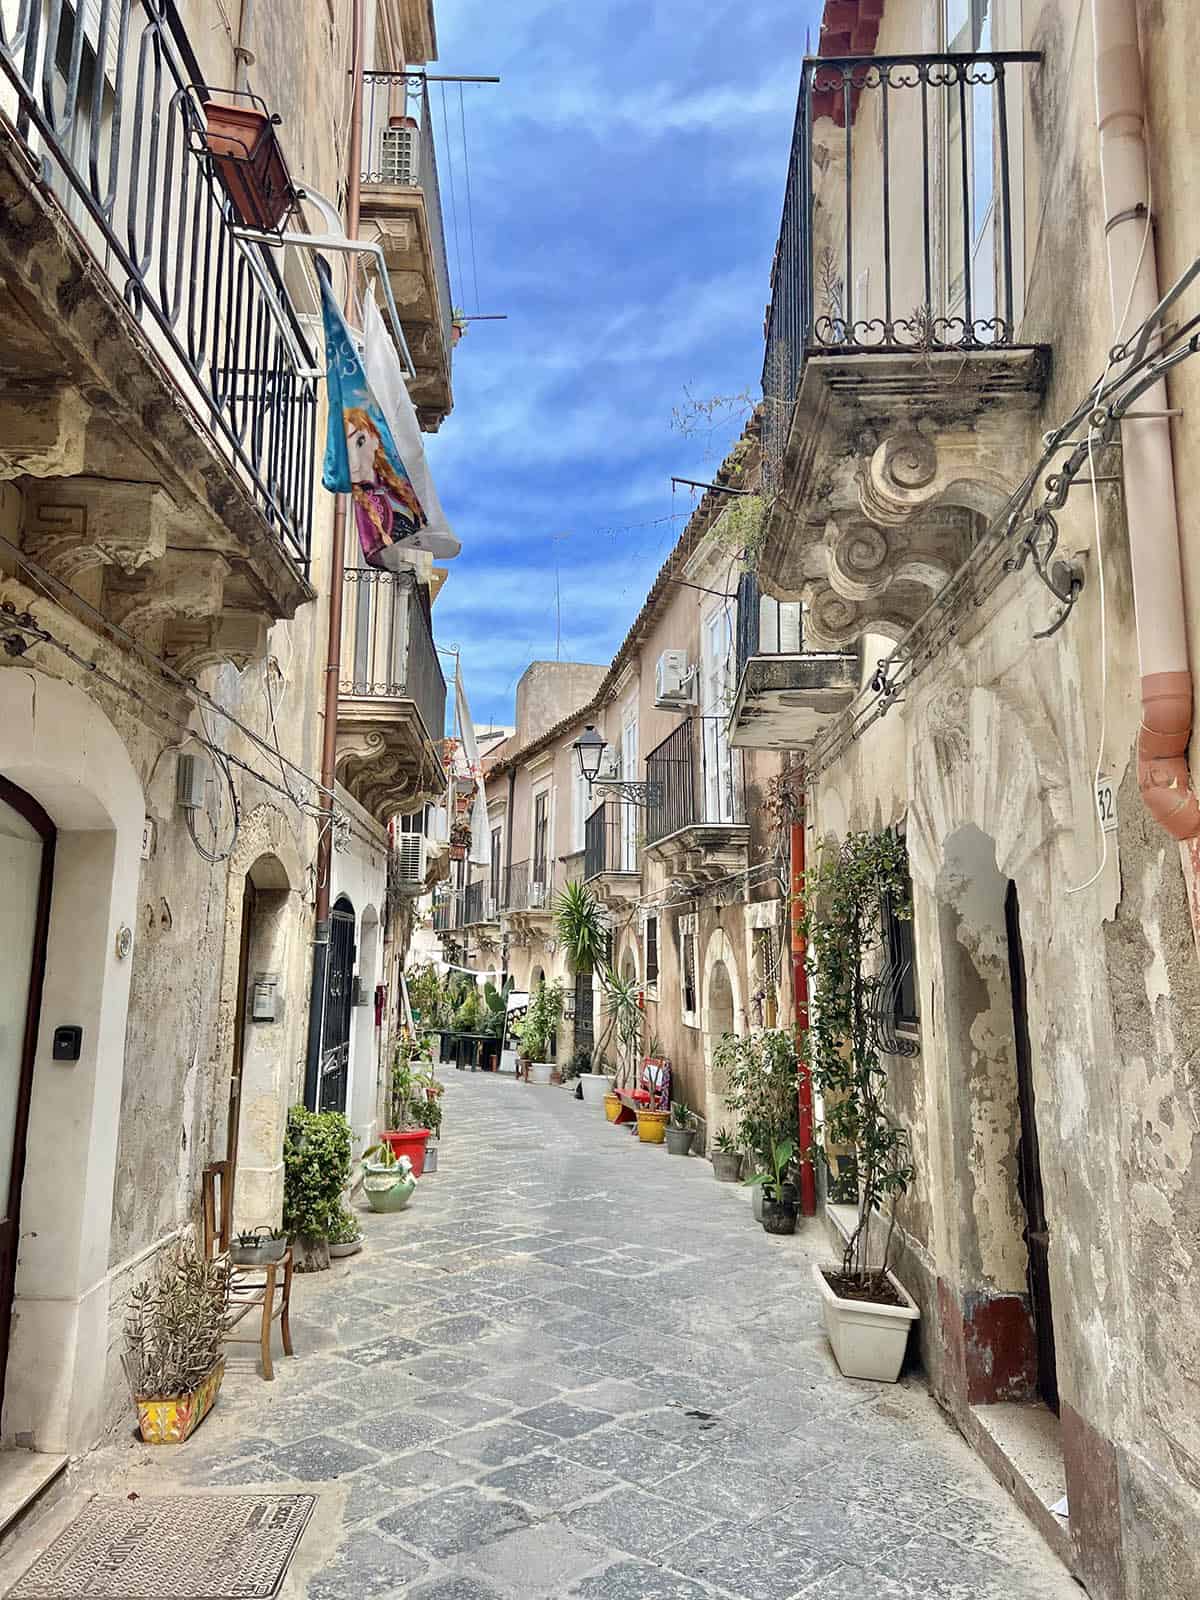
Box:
[655,649,695,709]
[379,119,420,186]
[394,831,427,888]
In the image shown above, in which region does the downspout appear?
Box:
[304,0,367,1108]
[234,0,255,91]
[1093,0,1200,838]
[791,806,816,1217]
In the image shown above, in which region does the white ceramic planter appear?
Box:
[527,1061,553,1085]
[811,1261,919,1382]
[579,1072,611,1106]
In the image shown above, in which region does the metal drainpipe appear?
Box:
[233,0,255,91]
[1093,0,1200,838]
[304,0,367,1108]
[791,808,816,1217]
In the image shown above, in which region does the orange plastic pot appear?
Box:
[382,1127,431,1176]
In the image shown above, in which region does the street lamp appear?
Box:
[573,725,608,787]
[572,725,662,807]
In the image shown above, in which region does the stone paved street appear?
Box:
[3,1074,1080,1600]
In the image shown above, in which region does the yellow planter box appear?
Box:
[136,1358,225,1444]
[603,1093,622,1123]
[637,1110,669,1144]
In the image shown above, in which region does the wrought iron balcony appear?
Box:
[464,879,499,928]
[584,802,639,903]
[758,49,1047,645]
[336,569,446,820]
[361,73,454,431]
[433,888,464,933]
[643,720,748,888]
[728,573,859,750]
[503,858,558,916]
[0,1,318,603]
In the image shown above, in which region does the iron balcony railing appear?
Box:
[504,858,558,914]
[341,568,447,743]
[0,0,318,568]
[645,720,745,847]
[735,572,804,682]
[584,802,637,881]
[362,72,453,357]
[464,879,497,926]
[763,50,1038,489]
[433,888,464,932]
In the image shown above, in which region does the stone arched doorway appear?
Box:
[701,929,745,1133]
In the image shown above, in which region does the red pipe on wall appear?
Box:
[791,814,817,1216]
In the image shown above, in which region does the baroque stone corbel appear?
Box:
[165,610,269,678]
[0,384,91,481]
[104,550,228,640]
[22,476,169,583]
[859,429,1014,528]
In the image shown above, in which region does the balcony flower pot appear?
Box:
[136,1358,225,1445]
[811,1262,920,1383]
[364,1158,417,1213]
[580,1072,611,1107]
[712,1150,741,1183]
[603,1091,622,1122]
[382,1127,431,1176]
[636,1109,668,1144]
[201,96,294,231]
[665,1125,695,1157]
[527,1061,554,1086]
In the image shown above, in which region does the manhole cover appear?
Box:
[8,1493,315,1599]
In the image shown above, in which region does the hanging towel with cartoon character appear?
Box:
[318,259,459,569]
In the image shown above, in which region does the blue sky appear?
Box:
[424,0,822,729]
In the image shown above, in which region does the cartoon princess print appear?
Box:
[345,408,461,567]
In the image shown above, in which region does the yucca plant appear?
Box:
[555,880,608,974]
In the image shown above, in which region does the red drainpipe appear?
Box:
[791,809,816,1216]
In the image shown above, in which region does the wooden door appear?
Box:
[0,778,56,1415]
[1005,880,1059,1412]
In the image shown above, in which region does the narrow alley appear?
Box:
[1,1074,1079,1600]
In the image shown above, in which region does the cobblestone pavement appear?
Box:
[4,1074,1080,1600]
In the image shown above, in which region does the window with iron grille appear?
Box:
[753,926,779,1028]
[574,970,594,1048]
[533,791,550,883]
[490,827,502,906]
[644,915,659,995]
[678,915,697,1021]
[883,886,919,1029]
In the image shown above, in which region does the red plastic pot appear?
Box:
[382,1127,431,1176]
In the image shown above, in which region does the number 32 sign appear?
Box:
[1095,776,1118,833]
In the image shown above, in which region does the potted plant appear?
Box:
[328,1206,364,1258]
[801,830,920,1382]
[230,1226,288,1267]
[200,91,296,231]
[665,1101,696,1157]
[711,1128,742,1183]
[282,1104,352,1272]
[716,1028,800,1222]
[122,1242,229,1444]
[745,1137,798,1234]
[451,306,469,347]
[361,1143,417,1213]
[517,981,564,1085]
[381,1041,440,1175]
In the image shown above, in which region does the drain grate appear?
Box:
[8,1493,316,1599]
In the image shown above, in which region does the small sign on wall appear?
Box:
[1095,775,1118,834]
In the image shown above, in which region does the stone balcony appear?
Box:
[0,12,319,675]
[360,75,454,432]
[728,575,860,750]
[583,803,642,911]
[335,570,446,822]
[642,722,749,894]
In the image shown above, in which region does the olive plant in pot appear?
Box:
[715,1028,800,1225]
[282,1105,352,1272]
[665,1100,695,1157]
[517,980,564,1085]
[382,1041,441,1175]
[800,829,919,1382]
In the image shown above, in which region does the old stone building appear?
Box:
[751,0,1200,1594]
[0,0,453,1486]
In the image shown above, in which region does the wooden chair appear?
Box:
[202,1162,294,1381]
